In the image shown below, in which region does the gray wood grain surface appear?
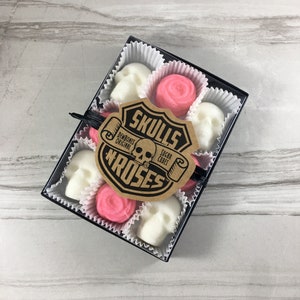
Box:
[1,0,300,298]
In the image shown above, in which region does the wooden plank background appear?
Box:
[1,0,300,298]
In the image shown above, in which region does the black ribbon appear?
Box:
[70,110,208,183]
[69,110,105,129]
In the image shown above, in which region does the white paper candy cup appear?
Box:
[99,99,120,115]
[122,191,188,260]
[116,41,165,71]
[46,138,101,211]
[75,125,93,143]
[187,87,242,153]
[75,101,120,146]
[198,86,242,115]
[80,182,139,234]
[142,60,208,117]
[179,152,215,202]
[98,41,165,103]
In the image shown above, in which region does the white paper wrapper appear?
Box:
[45,138,101,211]
[75,116,100,147]
[142,60,208,117]
[187,87,242,153]
[199,87,242,115]
[179,152,215,203]
[80,182,139,234]
[98,41,165,103]
[75,101,120,146]
[194,151,215,170]
[75,125,92,142]
[122,191,188,260]
[116,41,165,71]
[90,98,100,111]
[99,99,120,115]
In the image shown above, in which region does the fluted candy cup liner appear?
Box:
[98,41,165,104]
[142,60,208,118]
[75,101,120,146]
[75,108,101,146]
[75,125,92,143]
[99,99,120,115]
[180,152,215,203]
[122,191,188,260]
[46,138,101,211]
[80,182,139,234]
[187,87,242,154]
[117,40,165,71]
[90,97,100,111]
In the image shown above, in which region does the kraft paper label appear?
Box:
[96,98,199,201]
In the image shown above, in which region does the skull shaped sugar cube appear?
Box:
[131,138,156,167]
[110,63,151,103]
[189,102,225,151]
[137,195,181,247]
[64,150,101,201]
